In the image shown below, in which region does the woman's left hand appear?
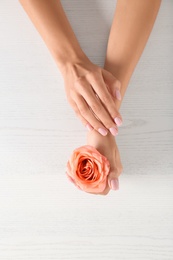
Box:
[86,130,123,196]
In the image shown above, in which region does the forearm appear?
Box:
[104,0,162,110]
[19,0,86,74]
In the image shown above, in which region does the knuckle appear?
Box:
[101,97,117,117]
[74,79,85,90]
[91,103,100,114]
[92,70,101,81]
[101,93,110,104]
[79,105,87,116]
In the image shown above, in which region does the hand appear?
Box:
[86,130,123,196]
[99,140,123,196]
[62,56,123,136]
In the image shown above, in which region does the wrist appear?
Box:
[54,48,89,76]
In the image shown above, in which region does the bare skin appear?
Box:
[18,0,123,137]
[87,0,162,195]
[19,0,162,195]
[87,130,122,195]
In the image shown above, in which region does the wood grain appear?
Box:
[0,0,172,259]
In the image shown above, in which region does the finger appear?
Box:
[107,166,123,191]
[86,72,123,128]
[73,92,111,136]
[77,82,120,135]
[98,179,111,195]
[102,69,121,100]
[87,179,110,196]
[69,99,94,132]
[88,186,110,196]
[95,92,123,128]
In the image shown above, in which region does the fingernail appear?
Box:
[109,127,118,136]
[115,89,121,101]
[86,123,93,132]
[110,178,119,190]
[98,128,108,136]
[114,117,122,127]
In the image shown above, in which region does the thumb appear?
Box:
[108,169,121,191]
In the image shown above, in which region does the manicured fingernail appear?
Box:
[110,178,119,190]
[115,89,121,100]
[98,128,108,136]
[109,127,118,136]
[114,117,122,127]
[86,123,93,132]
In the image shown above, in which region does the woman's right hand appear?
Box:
[61,56,123,136]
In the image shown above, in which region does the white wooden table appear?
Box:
[0,1,173,259]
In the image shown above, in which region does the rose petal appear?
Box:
[66,145,110,193]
